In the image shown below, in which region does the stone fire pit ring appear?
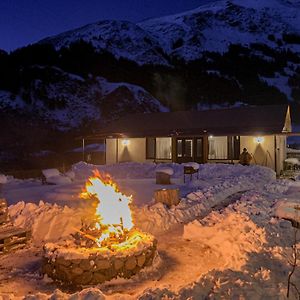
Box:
[42,230,157,285]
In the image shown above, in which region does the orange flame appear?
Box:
[81,170,133,247]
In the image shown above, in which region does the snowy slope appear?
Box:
[40,20,169,65]
[0,67,168,130]
[140,0,300,59]
[40,0,300,64]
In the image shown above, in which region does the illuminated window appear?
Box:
[208,136,240,160]
[146,137,172,160]
[209,136,228,159]
[156,137,172,160]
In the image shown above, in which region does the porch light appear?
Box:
[209,135,213,139]
[122,139,130,146]
[254,136,264,144]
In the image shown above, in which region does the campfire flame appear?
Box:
[81,170,134,247]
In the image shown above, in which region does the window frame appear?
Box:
[146,137,172,160]
[208,135,240,160]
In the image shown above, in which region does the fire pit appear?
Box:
[42,171,157,285]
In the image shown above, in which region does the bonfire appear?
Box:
[42,171,157,285]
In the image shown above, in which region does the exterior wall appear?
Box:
[106,135,286,174]
[106,139,117,165]
[275,135,287,174]
[240,135,275,171]
[117,138,148,163]
[106,137,174,164]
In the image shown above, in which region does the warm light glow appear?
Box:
[254,136,264,144]
[81,170,133,247]
[122,139,130,146]
[209,135,213,139]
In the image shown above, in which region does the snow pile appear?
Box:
[275,200,300,223]
[72,161,182,179]
[136,188,299,299]
[8,201,84,246]
[24,288,105,300]
[42,168,72,185]
[72,161,275,181]
[4,163,277,241]
[42,169,60,178]
[135,165,276,234]
[65,170,75,180]
[183,212,266,270]
[0,174,7,184]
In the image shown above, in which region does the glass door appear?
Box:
[176,138,203,163]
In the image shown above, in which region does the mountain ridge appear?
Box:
[39,0,300,64]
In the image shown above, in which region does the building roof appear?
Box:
[94,105,291,138]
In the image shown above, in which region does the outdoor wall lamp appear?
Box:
[122,139,130,146]
[254,136,264,144]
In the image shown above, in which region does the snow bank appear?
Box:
[0,174,7,184]
[135,187,299,299]
[5,163,277,242]
[72,161,183,179]
[42,169,60,178]
[135,165,275,234]
[24,288,105,300]
[8,201,84,246]
[275,200,300,223]
[46,175,72,185]
[72,161,275,182]
[65,170,75,180]
[183,212,266,270]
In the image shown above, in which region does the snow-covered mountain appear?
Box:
[40,20,169,65]
[40,0,300,64]
[0,67,168,131]
[140,0,300,60]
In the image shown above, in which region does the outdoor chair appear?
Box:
[184,166,199,183]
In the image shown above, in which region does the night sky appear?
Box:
[0,0,213,52]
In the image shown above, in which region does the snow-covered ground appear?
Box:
[0,162,300,299]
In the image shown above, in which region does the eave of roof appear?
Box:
[85,105,290,139]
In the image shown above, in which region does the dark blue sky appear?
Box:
[0,0,213,51]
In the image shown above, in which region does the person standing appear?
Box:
[239,148,252,166]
